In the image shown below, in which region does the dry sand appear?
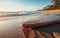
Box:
[37,9,60,14]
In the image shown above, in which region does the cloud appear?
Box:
[0,2,11,5]
[0,1,38,11]
[23,6,38,11]
[15,3,24,7]
[13,6,38,11]
[0,2,13,11]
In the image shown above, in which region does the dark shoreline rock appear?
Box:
[20,22,60,38]
[22,19,60,28]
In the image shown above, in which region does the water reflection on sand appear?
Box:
[0,13,60,38]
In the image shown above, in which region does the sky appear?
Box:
[0,0,52,11]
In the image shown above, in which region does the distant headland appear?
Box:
[37,0,60,14]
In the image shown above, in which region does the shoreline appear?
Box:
[37,9,60,14]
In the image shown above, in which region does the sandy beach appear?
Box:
[37,9,60,14]
[0,11,60,38]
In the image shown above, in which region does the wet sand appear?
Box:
[0,20,20,38]
[0,20,60,38]
[0,13,60,38]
